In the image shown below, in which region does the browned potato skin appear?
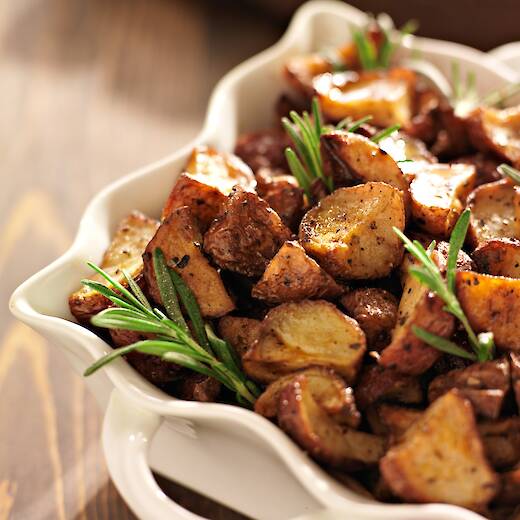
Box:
[243,300,366,383]
[320,132,411,211]
[278,374,386,470]
[456,271,520,352]
[376,404,422,443]
[495,468,520,506]
[355,365,423,410]
[478,418,520,470]
[473,238,520,278]
[252,241,343,304]
[428,359,510,419]
[340,288,398,351]
[204,187,292,277]
[217,316,262,359]
[175,373,221,402]
[299,182,406,280]
[467,179,520,248]
[69,211,159,324]
[511,352,520,412]
[380,390,499,510]
[143,206,235,318]
[255,367,360,429]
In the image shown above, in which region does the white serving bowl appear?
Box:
[10,2,519,519]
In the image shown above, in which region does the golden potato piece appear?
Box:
[251,241,343,304]
[69,211,159,324]
[467,179,520,248]
[314,68,416,127]
[468,105,520,168]
[255,367,360,428]
[409,163,476,237]
[217,316,262,359]
[143,206,234,318]
[162,145,255,230]
[456,271,520,352]
[204,187,291,277]
[243,300,366,383]
[340,288,398,351]
[278,373,385,470]
[380,390,498,510]
[299,182,405,280]
[378,131,436,164]
[321,131,411,210]
[473,238,520,278]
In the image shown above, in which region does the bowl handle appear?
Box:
[102,388,205,520]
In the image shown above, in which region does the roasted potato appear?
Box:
[378,131,436,164]
[453,152,502,186]
[467,105,520,168]
[375,404,421,443]
[251,241,343,304]
[314,69,416,127]
[278,373,385,470]
[243,300,366,383]
[175,373,221,402]
[255,367,360,428]
[478,418,520,470]
[473,238,520,278]
[299,182,405,280]
[428,359,510,419]
[408,163,476,237]
[495,468,520,506]
[320,131,411,210]
[340,288,398,351]
[143,206,235,318]
[234,129,291,172]
[69,211,159,324]
[380,390,498,510]
[217,316,262,359]
[467,179,520,248]
[456,271,520,352]
[162,145,256,230]
[204,187,292,277]
[511,352,520,412]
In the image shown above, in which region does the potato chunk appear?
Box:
[204,187,291,277]
[143,206,234,318]
[251,241,343,304]
[456,271,520,352]
[467,179,520,248]
[314,69,416,127]
[478,418,520,470]
[255,367,360,428]
[69,211,159,323]
[243,300,366,383]
[217,316,261,359]
[162,145,255,230]
[278,373,385,470]
[409,163,476,237]
[378,131,436,164]
[299,182,405,280]
[473,238,520,278]
[511,352,520,412]
[380,390,498,510]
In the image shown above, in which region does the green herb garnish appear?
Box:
[371,124,401,143]
[393,209,494,362]
[498,163,520,184]
[482,83,520,109]
[81,250,260,406]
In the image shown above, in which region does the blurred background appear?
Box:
[0,1,518,519]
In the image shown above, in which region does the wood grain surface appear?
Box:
[0,1,282,518]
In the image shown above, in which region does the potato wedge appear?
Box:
[409,163,476,237]
[69,211,159,323]
[376,404,422,443]
[243,300,366,383]
[378,131,436,164]
[278,373,385,470]
[162,145,256,230]
[473,238,520,278]
[251,241,343,304]
[320,131,411,210]
[428,359,510,419]
[456,271,520,352]
[299,182,405,280]
[478,418,520,470]
[467,105,520,168]
[143,206,234,318]
[340,288,398,351]
[467,179,520,248]
[380,390,498,510]
[204,187,291,277]
[217,316,262,359]
[255,367,360,428]
[314,69,416,127]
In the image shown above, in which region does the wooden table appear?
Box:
[0,1,282,518]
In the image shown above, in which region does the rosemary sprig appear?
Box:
[450,61,479,117]
[498,163,520,184]
[482,83,520,109]
[81,249,260,406]
[371,124,401,143]
[393,209,494,362]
